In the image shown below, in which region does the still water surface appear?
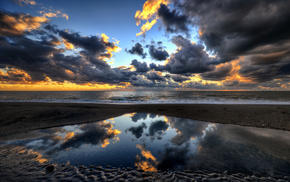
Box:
[2,113,290,176]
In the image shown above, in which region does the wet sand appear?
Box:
[0,145,289,182]
[0,102,289,140]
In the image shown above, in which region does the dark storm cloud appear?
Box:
[52,28,117,58]
[169,0,290,82]
[0,35,63,81]
[239,53,290,82]
[125,43,147,59]
[130,59,149,72]
[201,63,232,81]
[148,45,169,61]
[126,122,147,138]
[150,35,214,74]
[157,3,189,34]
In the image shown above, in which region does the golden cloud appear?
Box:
[135,0,170,36]
[0,13,48,36]
[99,33,121,61]
[0,68,33,84]
[62,38,74,50]
[136,19,157,36]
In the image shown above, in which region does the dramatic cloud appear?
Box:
[135,0,170,36]
[54,29,119,57]
[169,0,290,82]
[0,68,32,83]
[201,63,232,81]
[126,43,147,59]
[148,45,169,61]
[151,35,214,74]
[0,11,48,36]
[157,4,189,34]
[2,0,290,90]
[0,12,136,86]
[239,53,290,82]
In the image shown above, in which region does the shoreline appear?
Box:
[0,102,289,139]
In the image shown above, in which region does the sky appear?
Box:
[0,0,289,91]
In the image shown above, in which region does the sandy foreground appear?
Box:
[0,102,289,140]
[0,102,290,181]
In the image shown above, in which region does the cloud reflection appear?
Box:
[135,144,157,172]
[4,113,289,176]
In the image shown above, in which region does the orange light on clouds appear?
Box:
[198,29,204,36]
[0,13,48,36]
[99,33,121,61]
[222,57,253,83]
[38,10,69,20]
[135,0,170,36]
[62,38,74,50]
[136,19,157,36]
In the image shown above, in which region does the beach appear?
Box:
[0,102,289,141]
[1,102,290,181]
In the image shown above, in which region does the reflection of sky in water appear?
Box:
[4,113,290,176]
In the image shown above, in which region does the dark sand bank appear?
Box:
[0,102,289,140]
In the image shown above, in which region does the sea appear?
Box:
[0,91,289,105]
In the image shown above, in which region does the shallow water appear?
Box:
[1,113,290,177]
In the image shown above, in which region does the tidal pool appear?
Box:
[1,113,290,177]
